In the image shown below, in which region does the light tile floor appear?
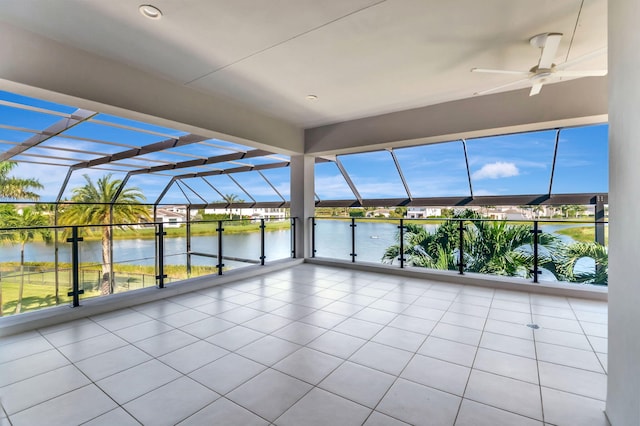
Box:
[0,264,609,425]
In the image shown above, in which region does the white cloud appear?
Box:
[315,175,358,199]
[472,162,519,180]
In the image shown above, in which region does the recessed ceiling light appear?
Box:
[306,95,318,101]
[139,4,162,20]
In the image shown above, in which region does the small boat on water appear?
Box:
[370,235,379,239]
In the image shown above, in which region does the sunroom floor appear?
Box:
[0,263,608,425]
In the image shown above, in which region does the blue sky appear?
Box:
[0,90,608,204]
[316,125,608,200]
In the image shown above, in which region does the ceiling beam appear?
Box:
[70,133,208,170]
[0,108,96,162]
[128,148,274,175]
[173,160,290,179]
[314,193,608,208]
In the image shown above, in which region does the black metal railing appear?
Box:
[0,217,296,317]
[311,216,608,286]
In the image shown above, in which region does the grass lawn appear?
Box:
[555,226,609,244]
[0,262,220,316]
[1,280,79,316]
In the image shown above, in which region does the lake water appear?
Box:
[0,229,293,268]
[313,220,597,281]
[0,220,595,280]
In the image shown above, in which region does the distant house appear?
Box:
[155,208,186,228]
[503,208,523,220]
[161,205,190,216]
[203,207,286,222]
[249,207,287,221]
[405,207,442,219]
[485,210,507,220]
[365,209,392,218]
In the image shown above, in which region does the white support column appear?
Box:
[607,2,640,425]
[290,155,315,258]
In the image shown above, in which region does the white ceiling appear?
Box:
[0,0,607,128]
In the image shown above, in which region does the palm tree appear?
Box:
[383,210,477,270]
[561,204,586,219]
[1,207,51,314]
[58,174,151,295]
[384,209,561,279]
[222,193,244,220]
[464,219,560,278]
[542,241,608,284]
[0,161,43,200]
[0,162,44,315]
[382,222,458,269]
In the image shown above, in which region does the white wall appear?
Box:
[606,1,640,424]
[289,156,315,258]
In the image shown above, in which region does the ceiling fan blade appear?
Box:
[554,69,608,77]
[538,33,562,69]
[529,83,543,96]
[474,78,529,96]
[555,47,607,70]
[471,68,529,76]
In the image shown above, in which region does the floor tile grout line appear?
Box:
[174,272,378,409]
[566,296,608,374]
[186,352,266,397]
[82,308,273,425]
[0,397,12,426]
[534,339,606,358]
[39,318,202,424]
[451,283,496,425]
[181,306,606,401]
[0,348,74,388]
[362,286,458,424]
[79,404,142,426]
[64,326,191,399]
[221,272,397,424]
[441,310,604,349]
[529,294,548,424]
[537,383,607,403]
[461,395,548,424]
[177,395,272,426]
[4,382,112,421]
[280,272,430,424]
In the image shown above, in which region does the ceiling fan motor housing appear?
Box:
[529,32,562,48]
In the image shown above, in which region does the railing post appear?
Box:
[594,195,606,246]
[216,220,224,275]
[530,220,541,283]
[311,217,316,258]
[457,220,465,275]
[260,218,266,266]
[594,195,606,278]
[398,219,406,268]
[156,223,167,288]
[291,217,296,258]
[66,226,84,307]
[186,207,192,277]
[350,217,357,263]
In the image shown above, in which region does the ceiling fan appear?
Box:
[471,32,607,96]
